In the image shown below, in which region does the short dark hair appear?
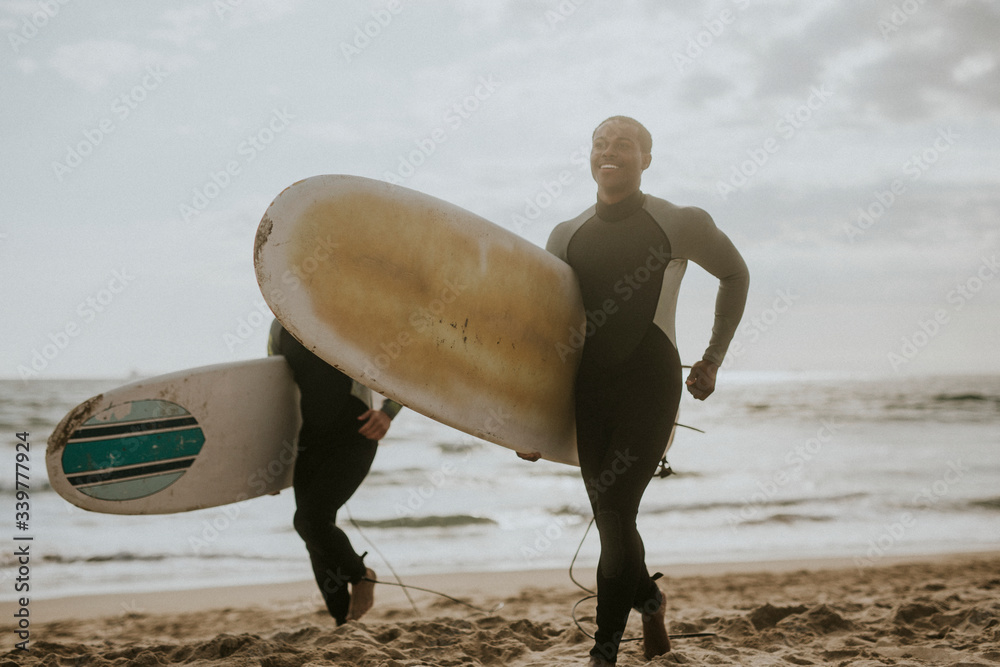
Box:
[593,116,652,154]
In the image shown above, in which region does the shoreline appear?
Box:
[10,549,999,621]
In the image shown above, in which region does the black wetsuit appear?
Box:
[268,319,402,624]
[547,191,748,661]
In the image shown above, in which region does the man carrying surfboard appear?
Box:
[542,116,749,665]
[268,319,403,625]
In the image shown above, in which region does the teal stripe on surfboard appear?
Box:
[61,428,206,474]
[61,399,206,502]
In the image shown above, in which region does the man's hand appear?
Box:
[685,359,719,400]
[358,409,391,440]
[516,451,542,462]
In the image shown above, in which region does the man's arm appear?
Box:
[678,207,750,368]
[666,207,748,400]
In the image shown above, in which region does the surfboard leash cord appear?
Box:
[359,576,504,615]
[346,503,504,616]
[345,503,419,614]
[350,509,708,637]
[569,520,718,642]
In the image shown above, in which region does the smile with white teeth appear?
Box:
[600,164,619,169]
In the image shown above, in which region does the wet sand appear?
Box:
[3,552,999,665]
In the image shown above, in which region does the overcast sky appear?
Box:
[3,0,998,381]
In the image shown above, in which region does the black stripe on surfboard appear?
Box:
[67,457,196,487]
[68,416,199,442]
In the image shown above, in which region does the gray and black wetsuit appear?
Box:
[547,190,748,662]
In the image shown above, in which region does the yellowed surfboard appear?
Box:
[253,175,586,464]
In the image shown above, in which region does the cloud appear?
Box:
[13,56,38,74]
[46,39,195,93]
[678,72,737,107]
[694,2,1000,125]
[148,5,216,48]
[47,40,145,92]
[1,0,48,15]
[750,4,879,98]
[213,0,301,27]
[296,118,418,146]
[845,2,1000,121]
[150,0,302,46]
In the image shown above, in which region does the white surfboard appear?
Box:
[45,357,300,515]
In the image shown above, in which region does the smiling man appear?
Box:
[543,116,750,665]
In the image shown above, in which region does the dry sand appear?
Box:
[3,552,999,666]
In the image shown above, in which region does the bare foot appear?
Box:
[587,655,615,666]
[346,568,376,621]
[642,589,671,659]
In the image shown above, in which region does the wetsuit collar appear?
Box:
[596,190,645,222]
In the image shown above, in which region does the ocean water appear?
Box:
[1,372,998,601]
